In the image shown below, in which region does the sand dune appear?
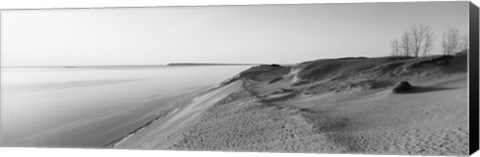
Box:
[115,53,469,156]
[114,81,244,149]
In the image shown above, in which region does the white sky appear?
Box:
[1,1,469,66]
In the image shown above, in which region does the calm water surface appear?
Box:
[0,66,249,147]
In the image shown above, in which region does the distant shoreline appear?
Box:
[166,63,259,66]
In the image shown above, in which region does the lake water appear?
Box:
[0,66,249,148]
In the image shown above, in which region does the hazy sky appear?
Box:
[1,1,469,66]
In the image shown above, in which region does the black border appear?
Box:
[470,1,479,155]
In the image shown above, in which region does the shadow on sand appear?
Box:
[396,86,459,94]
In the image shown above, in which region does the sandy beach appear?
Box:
[114,53,468,156]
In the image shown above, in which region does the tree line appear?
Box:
[391,24,468,57]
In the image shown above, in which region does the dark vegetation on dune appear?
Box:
[392,81,413,93]
[230,53,466,96]
[238,64,291,82]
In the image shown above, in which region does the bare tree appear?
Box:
[459,33,469,52]
[442,27,460,55]
[400,32,412,56]
[409,24,433,57]
[422,29,434,56]
[409,25,423,57]
[391,38,400,56]
[391,24,434,57]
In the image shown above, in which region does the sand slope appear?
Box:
[114,81,244,149]
[115,54,469,156]
[285,78,468,155]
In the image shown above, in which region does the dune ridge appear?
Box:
[115,53,468,155]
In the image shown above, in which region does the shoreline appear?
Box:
[113,80,245,149]
[105,108,175,148]
[110,81,245,148]
[104,85,220,148]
